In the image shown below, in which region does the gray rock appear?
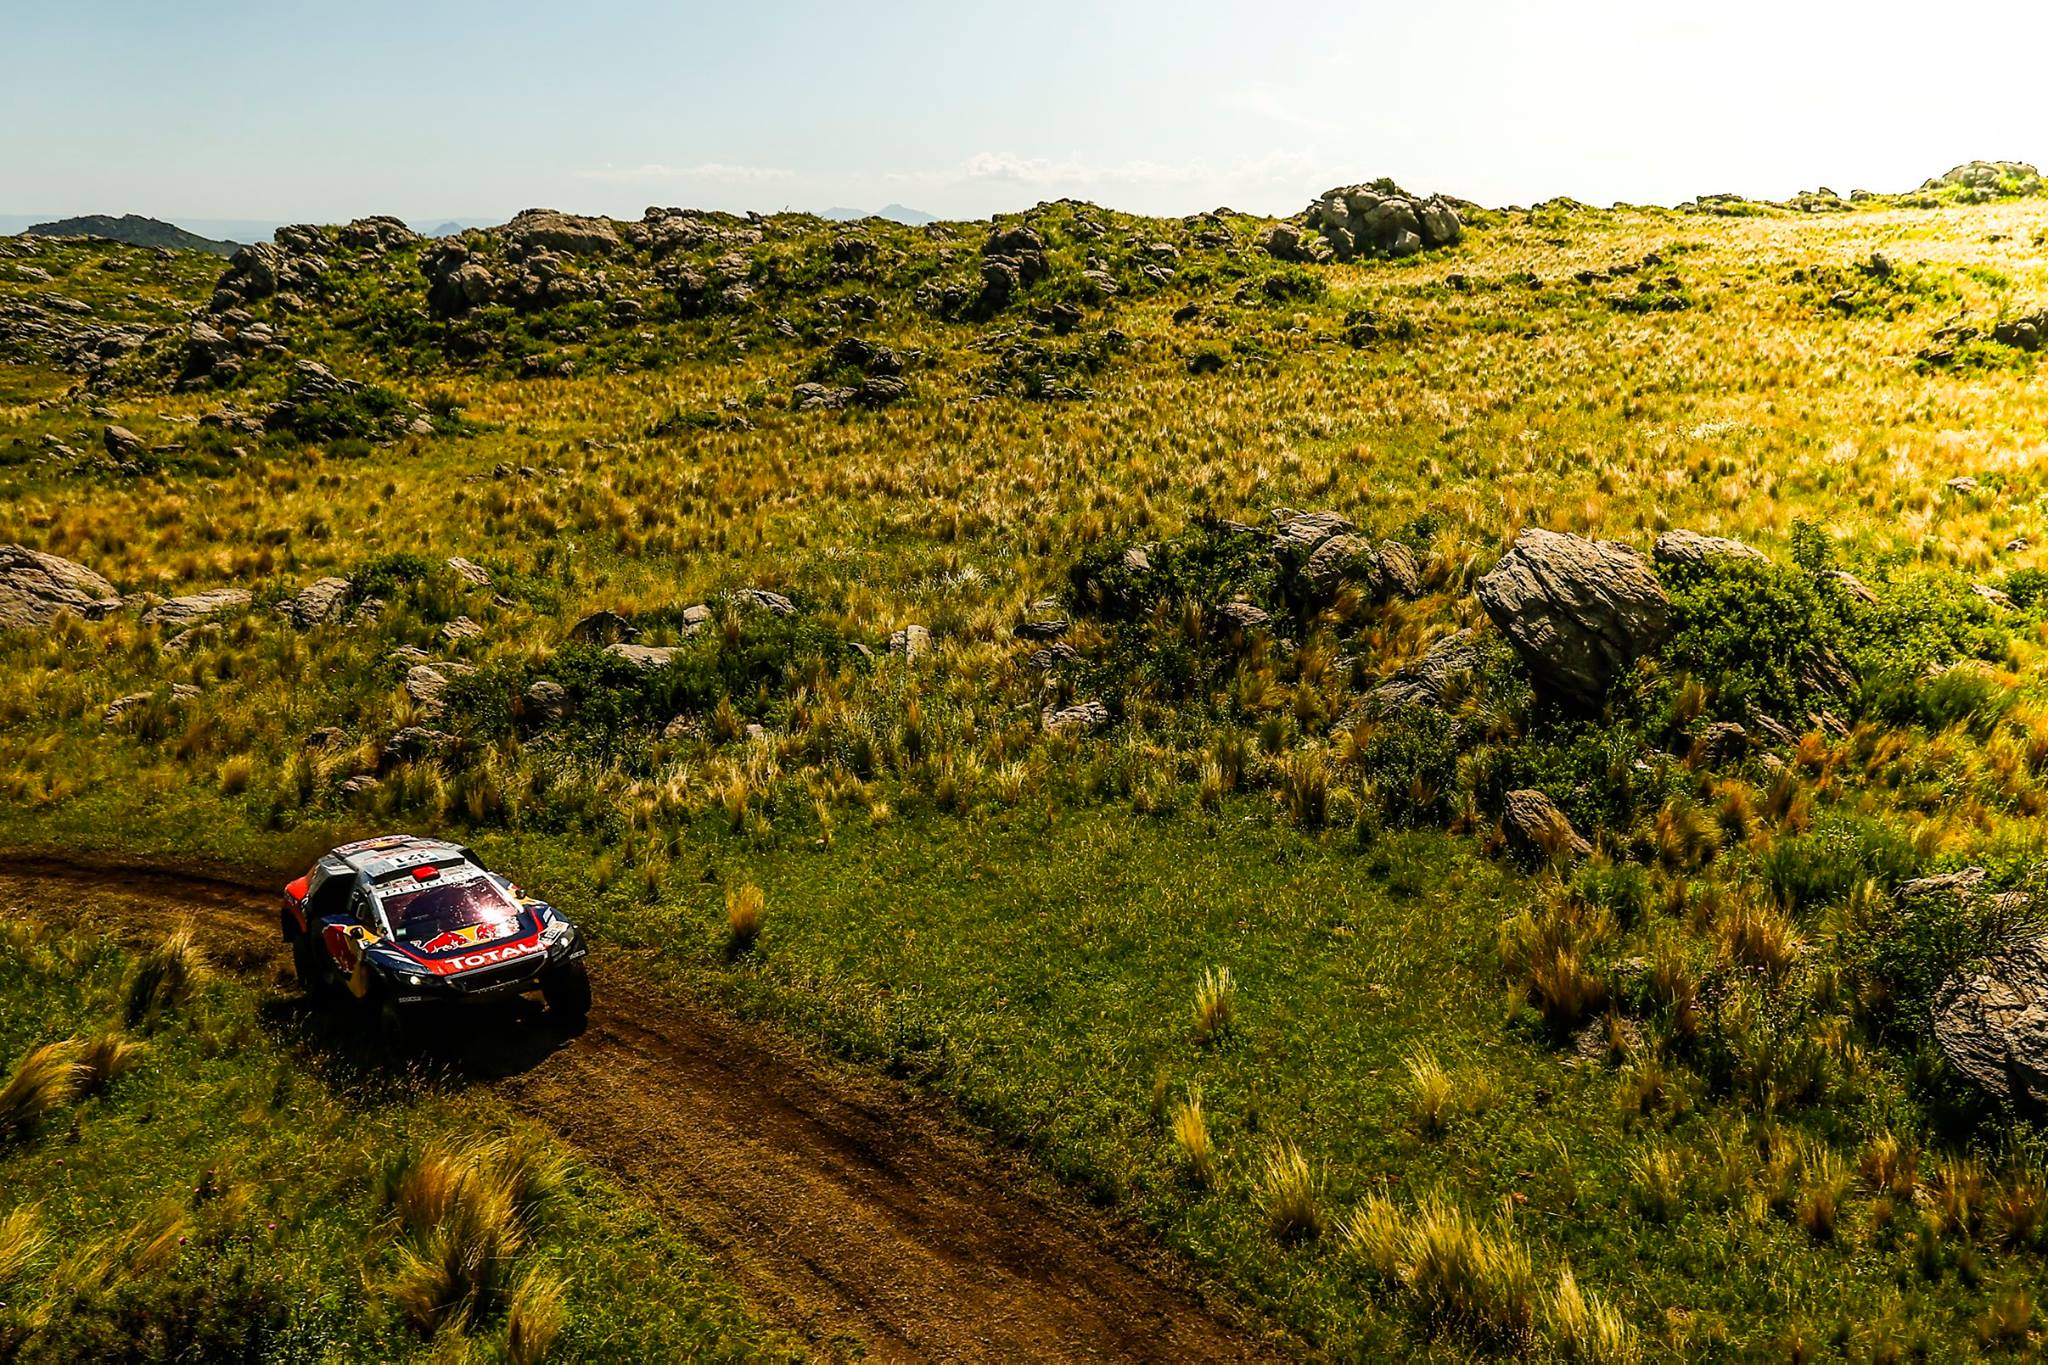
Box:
[338,775,381,799]
[605,643,679,669]
[735,587,797,617]
[279,576,352,627]
[439,615,484,645]
[1372,633,1479,712]
[1216,599,1271,631]
[887,624,932,658]
[384,725,453,764]
[794,382,854,411]
[102,425,146,462]
[568,610,639,645]
[1042,699,1111,736]
[0,544,117,629]
[1825,570,1878,606]
[446,556,491,587]
[525,679,568,722]
[1652,530,1770,572]
[1502,788,1592,862]
[141,587,250,628]
[1376,540,1422,598]
[1697,721,1751,762]
[1271,509,1355,562]
[1935,937,2048,1105]
[1302,533,1375,598]
[1899,867,1989,902]
[403,663,472,711]
[681,603,713,634]
[1476,529,1672,706]
[1973,583,2016,610]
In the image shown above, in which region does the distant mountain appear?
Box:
[420,220,482,237]
[21,213,240,256]
[820,204,938,225]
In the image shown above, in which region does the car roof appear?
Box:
[323,834,474,883]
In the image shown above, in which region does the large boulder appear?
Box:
[1476,529,1671,706]
[502,209,620,257]
[0,544,118,628]
[1372,632,1480,713]
[1935,940,2048,1105]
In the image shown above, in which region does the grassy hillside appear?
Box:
[8,168,2048,1356]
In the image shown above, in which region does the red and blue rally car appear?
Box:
[282,835,590,1038]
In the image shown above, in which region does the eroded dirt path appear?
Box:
[0,854,1269,1363]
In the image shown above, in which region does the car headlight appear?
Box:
[407,974,424,986]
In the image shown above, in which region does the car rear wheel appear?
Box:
[542,960,591,1024]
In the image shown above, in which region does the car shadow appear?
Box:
[257,991,585,1100]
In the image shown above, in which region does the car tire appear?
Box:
[290,926,330,999]
[542,960,591,1024]
[375,989,415,1053]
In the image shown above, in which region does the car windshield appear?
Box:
[378,878,522,949]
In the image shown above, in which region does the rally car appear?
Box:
[281,835,590,1040]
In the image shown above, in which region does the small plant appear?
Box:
[1546,1264,1641,1363]
[123,922,206,1029]
[725,882,765,955]
[0,1206,44,1285]
[1626,1146,1686,1222]
[1170,1087,1215,1187]
[1399,1195,1537,1348]
[1993,1165,2047,1251]
[506,1265,568,1365]
[1796,1148,1850,1241]
[74,1029,143,1095]
[1406,1051,1457,1135]
[0,1039,81,1141]
[1258,1141,1324,1242]
[1193,966,1235,1044]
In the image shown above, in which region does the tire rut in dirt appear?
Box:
[0,854,1267,1363]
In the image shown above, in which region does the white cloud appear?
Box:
[1216,84,1334,134]
[576,161,793,184]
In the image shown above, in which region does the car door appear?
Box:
[320,881,379,998]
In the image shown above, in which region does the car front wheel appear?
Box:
[290,926,330,999]
[541,960,591,1024]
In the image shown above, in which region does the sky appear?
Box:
[6,0,2048,229]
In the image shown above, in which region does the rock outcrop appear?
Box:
[1476,530,1671,706]
[0,544,118,629]
[1298,183,1464,262]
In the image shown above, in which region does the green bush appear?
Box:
[1758,816,1919,914]
[1661,560,1847,718]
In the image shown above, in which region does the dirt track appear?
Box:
[0,854,1268,1363]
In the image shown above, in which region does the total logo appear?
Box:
[448,940,544,971]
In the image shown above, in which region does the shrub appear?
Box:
[1546,1265,1640,1363]
[725,882,765,955]
[123,924,206,1029]
[1407,1051,1457,1135]
[1758,816,1917,913]
[0,1041,80,1141]
[1258,1141,1324,1242]
[1661,559,1848,719]
[1193,966,1235,1044]
[1170,1088,1215,1187]
[1360,709,1462,828]
[1349,1194,1537,1349]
